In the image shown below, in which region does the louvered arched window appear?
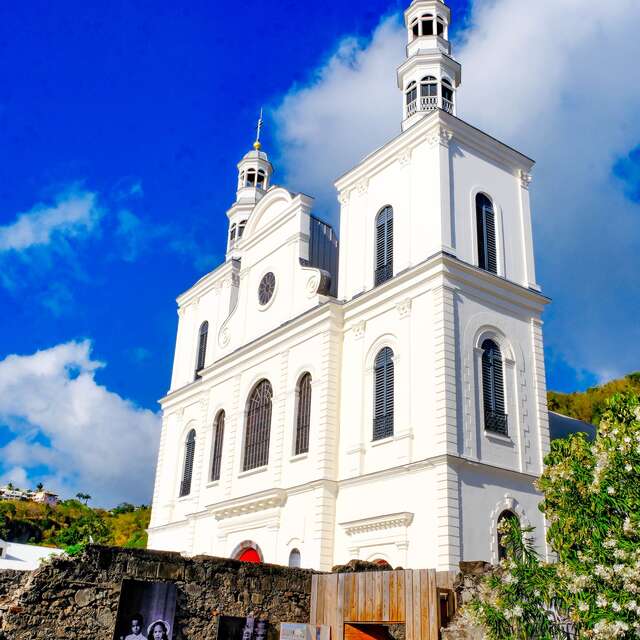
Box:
[497,510,519,561]
[179,429,196,497]
[243,380,273,471]
[373,347,394,440]
[211,410,225,482]
[295,373,312,455]
[476,193,497,274]
[195,321,209,378]
[482,339,508,435]
[375,206,394,286]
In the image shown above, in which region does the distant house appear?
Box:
[32,491,60,507]
[548,411,596,441]
[0,487,28,502]
[0,538,63,571]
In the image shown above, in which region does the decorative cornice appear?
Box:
[519,170,533,190]
[352,320,366,340]
[356,178,369,196]
[340,512,414,536]
[427,127,453,148]
[396,298,412,318]
[396,149,412,168]
[210,489,287,521]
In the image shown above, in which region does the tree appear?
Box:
[468,393,640,639]
[75,493,91,505]
[36,482,44,492]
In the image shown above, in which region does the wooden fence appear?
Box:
[310,569,458,640]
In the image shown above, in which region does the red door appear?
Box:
[238,548,261,563]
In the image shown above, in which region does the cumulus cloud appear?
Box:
[273,15,405,216]
[272,0,640,387]
[0,188,101,252]
[0,341,161,506]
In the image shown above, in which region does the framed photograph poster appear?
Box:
[112,579,177,640]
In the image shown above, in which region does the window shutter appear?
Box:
[375,207,393,286]
[211,412,225,481]
[482,340,508,435]
[295,374,312,455]
[485,208,497,274]
[373,347,394,440]
[180,430,196,497]
[196,322,209,374]
[476,194,497,274]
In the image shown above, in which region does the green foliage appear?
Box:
[0,498,150,550]
[547,373,640,425]
[469,392,640,639]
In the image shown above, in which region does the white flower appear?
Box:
[578,602,589,612]
[512,605,523,618]
[607,486,616,495]
[612,601,621,612]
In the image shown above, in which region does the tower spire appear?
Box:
[253,108,264,151]
[398,0,461,131]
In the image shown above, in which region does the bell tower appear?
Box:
[226,112,274,257]
[397,0,461,131]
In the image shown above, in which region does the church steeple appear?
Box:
[397,0,461,131]
[226,114,274,256]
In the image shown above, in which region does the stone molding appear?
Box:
[211,489,287,521]
[339,512,414,536]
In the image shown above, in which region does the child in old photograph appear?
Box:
[122,614,146,640]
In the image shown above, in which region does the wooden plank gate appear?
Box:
[310,569,457,640]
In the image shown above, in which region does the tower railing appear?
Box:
[406,97,454,118]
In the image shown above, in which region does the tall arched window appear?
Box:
[373,347,394,440]
[256,169,266,189]
[289,548,301,568]
[420,76,438,110]
[246,168,256,187]
[179,429,196,497]
[243,380,273,471]
[437,17,445,37]
[441,78,454,113]
[497,510,519,561]
[295,373,312,455]
[195,321,209,378]
[375,206,393,286]
[482,339,508,435]
[211,410,225,482]
[405,82,417,116]
[476,193,497,274]
[237,220,247,239]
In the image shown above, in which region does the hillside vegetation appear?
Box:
[547,371,640,425]
[0,499,149,550]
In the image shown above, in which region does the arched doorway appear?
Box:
[232,540,263,563]
[238,547,261,563]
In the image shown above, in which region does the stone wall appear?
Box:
[0,546,315,640]
[0,549,489,640]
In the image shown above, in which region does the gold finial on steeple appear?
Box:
[253,108,264,150]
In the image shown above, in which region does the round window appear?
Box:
[258,272,276,306]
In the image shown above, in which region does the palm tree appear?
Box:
[36,482,44,492]
[76,493,91,505]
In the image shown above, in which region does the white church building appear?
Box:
[148,0,554,572]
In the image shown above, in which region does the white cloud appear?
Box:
[0,341,161,506]
[0,188,101,252]
[272,0,640,385]
[273,15,405,215]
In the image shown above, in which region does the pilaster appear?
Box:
[436,461,461,571]
[432,281,458,456]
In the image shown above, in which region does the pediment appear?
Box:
[243,187,294,238]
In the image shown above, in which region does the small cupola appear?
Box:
[235,111,273,202]
[226,113,275,257]
[398,0,461,130]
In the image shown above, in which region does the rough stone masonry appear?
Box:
[0,547,487,640]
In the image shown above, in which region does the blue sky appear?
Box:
[1,0,639,506]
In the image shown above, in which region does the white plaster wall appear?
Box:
[333,465,440,569]
[449,142,534,288]
[457,463,547,563]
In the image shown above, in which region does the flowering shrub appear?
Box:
[468,393,640,639]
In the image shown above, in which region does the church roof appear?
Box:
[548,411,596,441]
